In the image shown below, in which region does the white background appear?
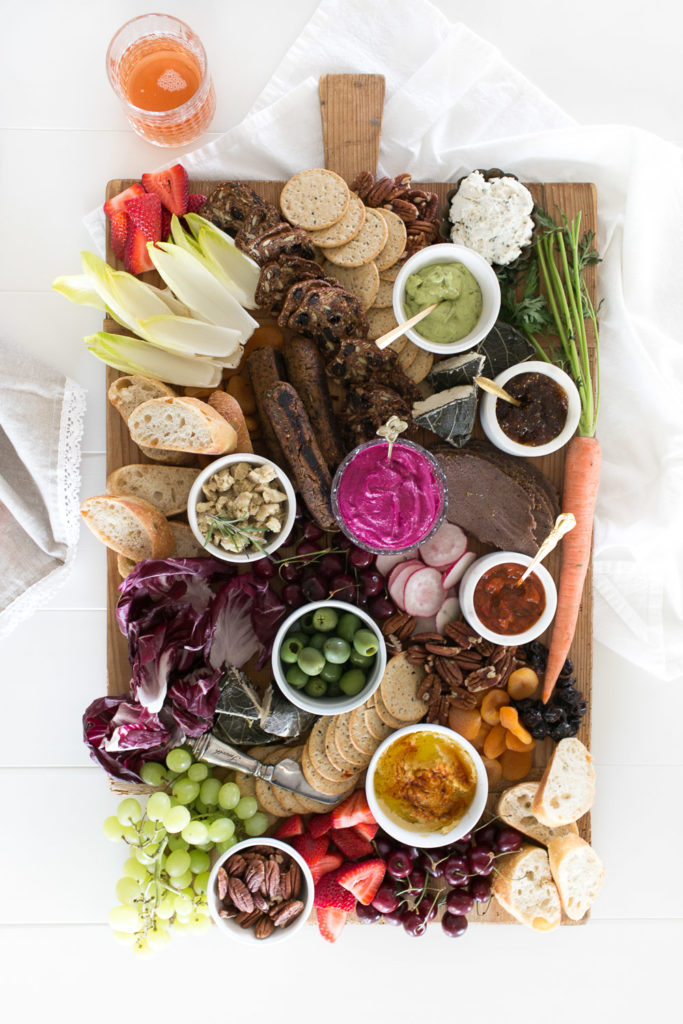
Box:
[1,1,682,1020]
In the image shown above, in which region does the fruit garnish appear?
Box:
[336,858,386,906]
[314,869,356,912]
[290,833,329,866]
[353,820,378,842]
[124,193,162,242]
[331,827,374,862]
[103,182,145,260]
[273,814,304,840]
[160,205,172,242]
[308,812,333,838]
[187,193,206,214]
[142,164,190,216]
[123,223,155,275]
[316,906,348,943]
[330,789,375,830]
[310,851,344,884]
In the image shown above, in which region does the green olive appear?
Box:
[297,647,326,676]
[304,677,328,698]
[320,661,343,683]
[323,636,351,665]
[281,636,304,664]
[337,612,362,643]
[285,665,308,689]
[309,632,327,651]
[312,607,339,633]
[349,648,374,669]
[339,668,367,696]
[299,613,317,635]
[352,628,379,658]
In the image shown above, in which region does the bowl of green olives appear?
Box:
[271,600,387,716]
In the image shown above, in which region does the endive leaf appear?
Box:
[84,332,222,388]
[138,316,243,359]
[52,274,105,310]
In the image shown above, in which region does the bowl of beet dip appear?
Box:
[331,438,447,556]
[459,550,557,645]
[479,360,581,458]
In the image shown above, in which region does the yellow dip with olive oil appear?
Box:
[373,730,477,834]
[404,262,482,344]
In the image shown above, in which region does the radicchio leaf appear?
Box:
[82,696,182,783]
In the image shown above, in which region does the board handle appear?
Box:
[319,74,385,183]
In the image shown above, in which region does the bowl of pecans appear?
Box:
[207,838,314,944]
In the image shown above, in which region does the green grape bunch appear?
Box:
[102,746,270,955]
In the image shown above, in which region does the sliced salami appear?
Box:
[418,522,468,568]
[387,559,423,608]
[436,596,461,634]
[441,551,476,590]
[403,567,445,618]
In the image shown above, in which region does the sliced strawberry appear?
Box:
[187,192,206,214]
[336,858,386,906]
[354,820,379,842]
[331,827,373,861]
[310,851,344,885]
[290,833,328,866]
[103,182,145,261]
[273,815,304,840]
[316,906,347,944]
[314,869,355,912]
[330,790,376,830]
[124,193,161,242]
[142,163,189,216]
[308,813,333,839]
[160,205,172,241]
[123,222,154,275]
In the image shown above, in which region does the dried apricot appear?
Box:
[482,757,503,787]
[483,724,506,760]
[447,707,481,741]
[244,324,284,354]
[183,385,216,399]
[505,731,536,753]
[227,374,257,415]
[471,722,491,753]
[499,748,533,781]
[480,689,511,726]
[506,666,540,701]
[499,706,533,745]
[243,415,260,435]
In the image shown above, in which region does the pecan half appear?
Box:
[446,688,478,710]
[228,876,254,914]
[219,907,238,920]
[254,916,275,940]
[411,632,443,645]
[236,909,262,928]
[252,891,270,913]
[226,854,247,876]
[417,672,440,701]
[435,659,463,687]
[464,665,503,692]
[425,643,461,658]
[244,858,266,893]
[216,867,229,901]
[265,858,281,900]
[271,899,305,928]
[382,613,412,636]
[390,198,419,221]
[286,863,302,900]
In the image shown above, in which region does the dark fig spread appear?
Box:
[473,562,545,635]
[495,372,568,446]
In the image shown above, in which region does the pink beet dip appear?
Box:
[334,440,445,553]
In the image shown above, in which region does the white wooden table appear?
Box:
[1,1,682,1019]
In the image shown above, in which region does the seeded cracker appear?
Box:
[301,744,357,797]
[348,708,380,756]
[307,718,358,783]
[280,169,350,231]
[333,713,373,767]
[308,196,365,248]
[380,264,401,283]
[324,208,388,268]
[366,306,399,341]
[380,653,429,723]
[321,259,379,309]
[375,208,408,271]
[403,346,434,384]
[372,276,395,308]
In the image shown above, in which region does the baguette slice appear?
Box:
[106,464,199,517]
[108,375,196,466]
[116,522,207,577]
[128,397,237,455]
[532,737,595,827]
[81,495,174,561]
[492,844,561,931]
[208,390,253,453]
[548,834,605,921]
[497,782,579,846]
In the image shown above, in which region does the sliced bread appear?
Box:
[128,397,237,455]
[492,845,561,931]
[548,834,605,921]
[81,495,174,561]
[116,521,207,577]
[532,737,595,827]
[108,375,196,466]
[497,782,579,846]
[207,390,253,453]
[106,464,199,517]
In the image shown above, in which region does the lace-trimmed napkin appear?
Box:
[0,340,85,638]
[84,0,683,681]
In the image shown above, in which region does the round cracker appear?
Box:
[365,704,394,741]
[380,652,429,723]
[265,746,313,815]
[397,341,420,374]
[280,168,350,230]
[254,778,289,817]
[372,276,395,309]
[403,346,434,384]
[321,259,379,309]
[325,717,364,773]
[301,745,357,796]
[348,708,381,756]
[373,687,407,729]
[388,335,408,354]
[324,208,388,267]
[366,306,398,342]
[306,718,359,784]
[375,209,407,272]
[334,713,373,767]
[308,196,365,248]
[380,264,402,283]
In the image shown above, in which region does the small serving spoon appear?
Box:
[517,512,576,585]
[474,375,522,407]
[374,301,441,350]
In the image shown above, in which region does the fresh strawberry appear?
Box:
[336,858,386,906]
[331,827,374,861]
[273,815,304,840]
[354,820,379,842]
[316,906,347,944]
[160,205,172,241]
[142,163,189,216]
[187,193,206,214]
[330,790,376,830]
[308,812,333,838]
[314,869,355,911]
[123,222,154,275]
[103,183,145,260]
[124,193,161,242]
[290,833,328,866]
[310,851,344,884]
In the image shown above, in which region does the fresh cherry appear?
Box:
[387,850,413,879]
[371,884,400,914]
[442,913,468,938]
[468,845,495,876]
[359,569,384,597]
[446,890,474,916]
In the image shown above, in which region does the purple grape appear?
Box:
[252,557,275,579]
[318,553,345,579]
[496,827,523,853]
[367,595,395,620]
[359,569,384,597]
[468,846,495,876]
[280,561,302,583]
[303,521,324,542]
[355,902,381,924]
[442,913,468,938]
[446,889,474,915]
[387,850,413,879]
[402,911,427,937]
[371,884,399,914]
[469,876,492,903]
[442,855,469,887]
[301,575,327,602]
[282,583,303,607]
[329,573,358,602]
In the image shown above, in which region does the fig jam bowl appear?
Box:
[479,360,581,458]
[459,550,558,646]
[392,243,501,356]
[271,599,387,716]
[366,723,488,848]
[331,438,447,556]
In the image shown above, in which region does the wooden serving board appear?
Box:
[103,76,596,919]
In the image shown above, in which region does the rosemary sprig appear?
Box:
[203,514,270,555]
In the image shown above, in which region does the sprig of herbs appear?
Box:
[203,514,269,555]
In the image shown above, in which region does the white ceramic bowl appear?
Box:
[392,242,501,355]
[271,599,387,716]
[459,550,558,646]
[479,360,582,458]
[187,453,296,564]
[207,838,314,945]
[365,723,488,848]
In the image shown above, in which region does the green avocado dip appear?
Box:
[404,262,482,343]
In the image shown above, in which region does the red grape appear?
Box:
[442,913,468,938]
[359,570,384,597]
[252,557,275,579]
[469,876,492,903]
[446,890,474,915]
[349,547,374,569]
[355,902,381,924]
[368,595,395,620]
[371,884,399,914]
[282,583,303,607]
[387,850,413,879]
[318,553,345,578]
[468,845,494,876]
[496,827,523,853]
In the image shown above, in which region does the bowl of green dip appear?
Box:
[392,242,500,355]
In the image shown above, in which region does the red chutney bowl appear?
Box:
[459,551,557,646]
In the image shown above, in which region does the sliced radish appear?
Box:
[403,567,445,618]
[376,552,412,578]
[436,596,461,634]
[441,551,477,590]
[418,522,468,568]
[413,616,437,634]
[388,560,423,609]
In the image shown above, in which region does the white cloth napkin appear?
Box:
[85,0,683,681]
[0,341,85,638]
